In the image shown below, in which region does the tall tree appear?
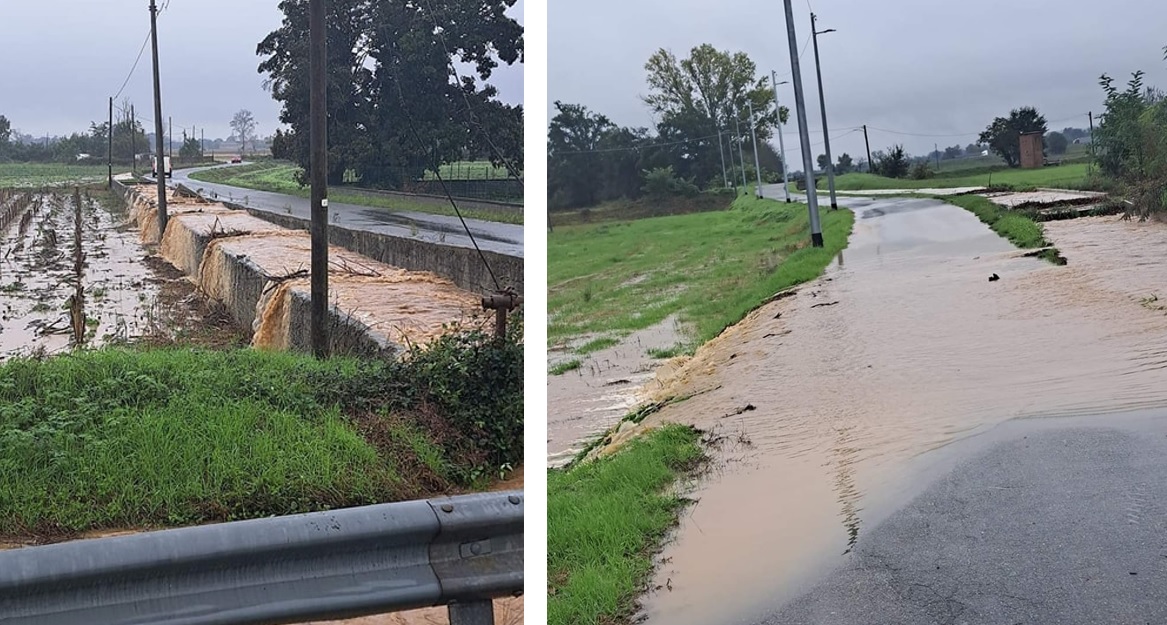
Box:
[836,152,853,174]
[258,0,522,188]
[979,106,1047,167]
[230,109,257,155]
[547,101,616,208]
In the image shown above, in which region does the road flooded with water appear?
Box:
[606,197,1167,624]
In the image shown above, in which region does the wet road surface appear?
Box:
[768,411,1167,625]
[168,164,523,258]
[617,192,1167,624]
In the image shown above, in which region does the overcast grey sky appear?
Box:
[0,0,523,140]
[550,0,1167,163]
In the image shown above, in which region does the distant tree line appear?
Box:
[548,44,789,210]
[0,107,147,165]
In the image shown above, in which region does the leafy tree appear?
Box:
[641,165,698,198]
[1046,131,1068,155]
[230,110,256,155]
[1062,127,1089,142]
[270,128,295,161]
[816,153,830,172]
[965,143,982,155]
[547,102,616,208]
[874,144,909,178]
[258,0,523,188]
[978,106,1047,167]
[943,145,963,160]
[179,134,202,160]
[910,161,934,179]
[836,152,853,174]
[0,114,10,149]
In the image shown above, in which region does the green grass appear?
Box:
[550,359,583,376]
[0,163,127,188]
[0,331,522,537]
[422,160,515,180]
[646,345,684,359]
[576,337,619,355]
[549,194,853,346]
[188,161,522,224]
[941,194,1065,264]
[548,425,703,625]
[825,162,1091,191]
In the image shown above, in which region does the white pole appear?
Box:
[772,70,791,203]
[748,101,764,198]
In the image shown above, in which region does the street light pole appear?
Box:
[783,0,823,247]
[734,107,748,191]
[811,13,838,210]
[748,100,764,198]
[771,71,791,203]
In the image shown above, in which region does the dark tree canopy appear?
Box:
[979,106,1047,167]
[257,0,523,188]
[874,144,909,179]
[1045,131,1068,155]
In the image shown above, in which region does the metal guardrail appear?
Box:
[0,490,523,625]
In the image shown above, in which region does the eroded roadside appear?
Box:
[602,197,1167,624]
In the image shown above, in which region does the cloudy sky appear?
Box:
[0,0,524,140]
[549,0,1167,163]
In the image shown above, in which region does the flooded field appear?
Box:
[588,197,1167,624]
[0,188,190,358]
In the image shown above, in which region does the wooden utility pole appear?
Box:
[309,0,329,358]
[107,97,113,188]
[149,0,168,239]
[863,124,872,172]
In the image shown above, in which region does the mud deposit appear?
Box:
[0,190,186,358]
[606,197,1167,625]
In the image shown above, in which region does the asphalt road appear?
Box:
[167,163,523,258]
[763,413,1167,624]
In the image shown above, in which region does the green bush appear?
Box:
[641,166,699,198]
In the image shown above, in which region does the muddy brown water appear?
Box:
[593,197,1167,625]
[0,191,162,358]
[546,316,686,467]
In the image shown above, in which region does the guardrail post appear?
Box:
[448,599,495,625]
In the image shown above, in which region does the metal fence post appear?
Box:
[449,600,495,625]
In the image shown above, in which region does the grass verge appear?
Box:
[549,194,854,347]
[0,321,522,539]
[940,194,1066,264]
[825,162,1091,191]
[187,161,522,224]
[548,424,703,625]
[550,359,582,376]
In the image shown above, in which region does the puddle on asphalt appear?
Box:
[600,197,1167,625]
[546,316,686,467]
[0,190,163,359]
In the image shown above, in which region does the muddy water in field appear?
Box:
[0,191,161,358]
[625,198,1167,625]
[546,317,686,467]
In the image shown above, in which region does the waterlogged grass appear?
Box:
[0,330,523,537]
[188,161,522,224]
[548,425,703,625]
[825,162,1091,192]
[576,337,619,355]
[646,345,684,359]
[550,359,582,376]
[0,163,126,188]
[548,194,853,347]
[941,194,1065,264]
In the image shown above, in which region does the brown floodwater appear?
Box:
[0,191,161,359]
[611,197,1167,624]
[546,316,686,467]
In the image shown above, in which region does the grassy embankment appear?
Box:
[940,194,1067,264]
[824,162,1091,192]
[549,193,854,360]
[187,160,522,225]
[0,163,127,188]
[0,322,522,540]
[547,194,853,625]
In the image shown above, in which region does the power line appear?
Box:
[113,31,152,101]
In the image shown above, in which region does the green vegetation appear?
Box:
[577,337,619,354]
[423,160,513,180]
[825,162,1091,191]
[0,163,124,189]
[940,194,1065,263]
[646,345,684,359]
[548,425,703,625]
[550,191,733,227]
[0,322,522,538]
[550,359,582,376]
[549,194,853,347]
[188,161,522,224]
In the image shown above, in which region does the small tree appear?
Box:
[943,145,963,160]
[641,165,698,197]
[911,161,934,179]
[179,135,201,160]
[1046,131,1068,155]
[875,144,909,178]
[230,109,257,155]
[965,143,981,155]
[979,106,1048,167]
[836,152,853,174]
[816,153,830,172]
